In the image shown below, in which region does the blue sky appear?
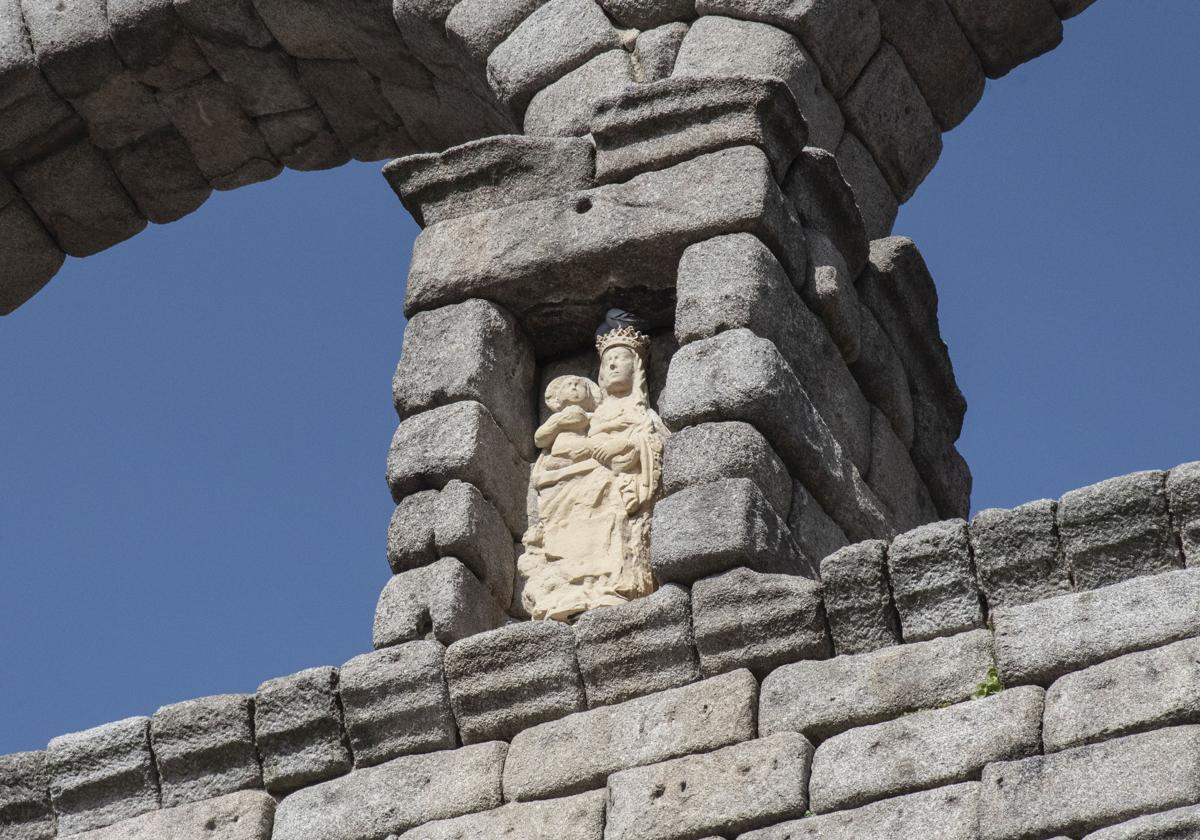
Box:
[2,2,1198,754]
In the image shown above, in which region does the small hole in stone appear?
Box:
[679,781,687,792]
[652,784,665,799]
[204,819,217,831]
[575,197,592,213]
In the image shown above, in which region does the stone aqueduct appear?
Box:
[7,2,1200,840]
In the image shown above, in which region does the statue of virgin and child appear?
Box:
[517,313,671,622]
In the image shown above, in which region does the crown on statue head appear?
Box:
[595,324,651,359]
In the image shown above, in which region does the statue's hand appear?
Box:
[592,438,629,464]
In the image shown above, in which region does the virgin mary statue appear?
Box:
[517,321,670,621]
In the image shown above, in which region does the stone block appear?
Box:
[149,694,260,807]
[1059,470,1181,590]
[486,0,620,110]
[67,791,272,840]
[11,140,147,257]
[295,58,412,162]
[1042,636,1200,752]
[970,499,1070,609]
[396,790,605,840]
[841,43,941,202]
[834,130,896,239]
[405,147,802,355]
[272,742,506,840]
[572,584,700,708]
[662,421,792,517]
[604,733,813,840]
[595,0,690,29]
[691,566,829,678]
[888,519,984,642]
[106,0,211,92]
[674,233,872,474]
[386,401,529,537]
[943,0,1063,79]
[651,479,812,583]
[867,408,939,532]
[804,232,866,362]
[0,186,62,315]
[820,539,900,655]
[783,146,868,278]
[522,49,632,138]
[504,670,757,801]
[740,783,980,840]
[694,0,879,98]
[1083,805,1200,840]
[46,717,159,835]
[107,127,211,224]
[258,107,349,171]
[249,0,352,60]
[991,567,1200,686]
[384,135,594,227]
[253,666,351,793]
[759,628,994,740]
[788,480,849,564]
[673,15,843,152]
[876,0,984,130]
[373,557,509,649]
[848,296,913,448]
[632,23,688,83]
[159,76,281,190]
[1052,0,1097,19]
[444,0,543,63]
[810,686,1044,812]
[339,642,457,768]
[445,621,585,743]
[591,75,806,185]
[393,299,536,460]
[1169,461,1200,566]
[978,726,1200,840]
[0,751,53,840]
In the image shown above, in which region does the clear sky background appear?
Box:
[2,2,1198,755]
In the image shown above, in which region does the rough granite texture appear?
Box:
[662,421,792,518]
[970,499,1071,609]
[887,519,984,642]
[1083,804,1200,840]
[65,791,273,840]
[394,790,606,840]
[1168,461,1200,566]
[0,750,54,840]
[820,539,901,655]
[149,694,260,807]
[254,666,351,793]
[373,556,509,649]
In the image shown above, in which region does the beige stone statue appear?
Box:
[517,326,670,621]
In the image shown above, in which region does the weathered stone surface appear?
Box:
[68,791,272,840]
[373,557,509,649]
[788,479,849,564]
[591,75,806,185]
[1084,805,1200,840]
[842,43,940,202]
[504,670,757,801]
[486,0,620,109]
[784,147,868,278]
[295,58,413,162]
[107,127,211,224]
[394,300,536,460]
[662,422,792,517]
[820,539,900,655]
[445,621,585,743]
[876,0,984,130]
[106,0,211,91]
[605,733,813,840]
[254,666,351,793]
[1059,470,1181,590]
[0,183,63,315]
[257,106,349,171]
[386,401,529,537]
[406,147,802,354]
[867,408,939,532]
[396,790,605,840]
[944,0,1063,79]
[159,76,281,190]
[46,717,158,835]
[1042,636,1200,752]
[0,751,54,840]
[674,233,872,474]
[849,314,912,458]
[572,584,700,708]
[652,479,812,583]
[970,499,1070,609]
[523,48,633,138]
[741,783,981,840]
[835,130,896,239]
[596,0,690,29]
[249,0,352,60]
[385,136,594,227]
[1169,461,1200,566]
[272,743,506,840]
[339,642,457,768]
[991,568,1200,686]
[673,16,843,153]
[888,519,983,642]
[1051,0,1097,19]
[978,726,1200,840]
[150,694,260,807]
[692,566,829,678]
[444,0,543,62]
[659,328,892,544]
[760,628,994,740]
[632,22,688,83]
[810,686,1044,812]
[801,235,859,367]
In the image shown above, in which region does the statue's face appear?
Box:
[600,346,636,396]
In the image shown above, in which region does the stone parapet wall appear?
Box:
[4,459,1199,840]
